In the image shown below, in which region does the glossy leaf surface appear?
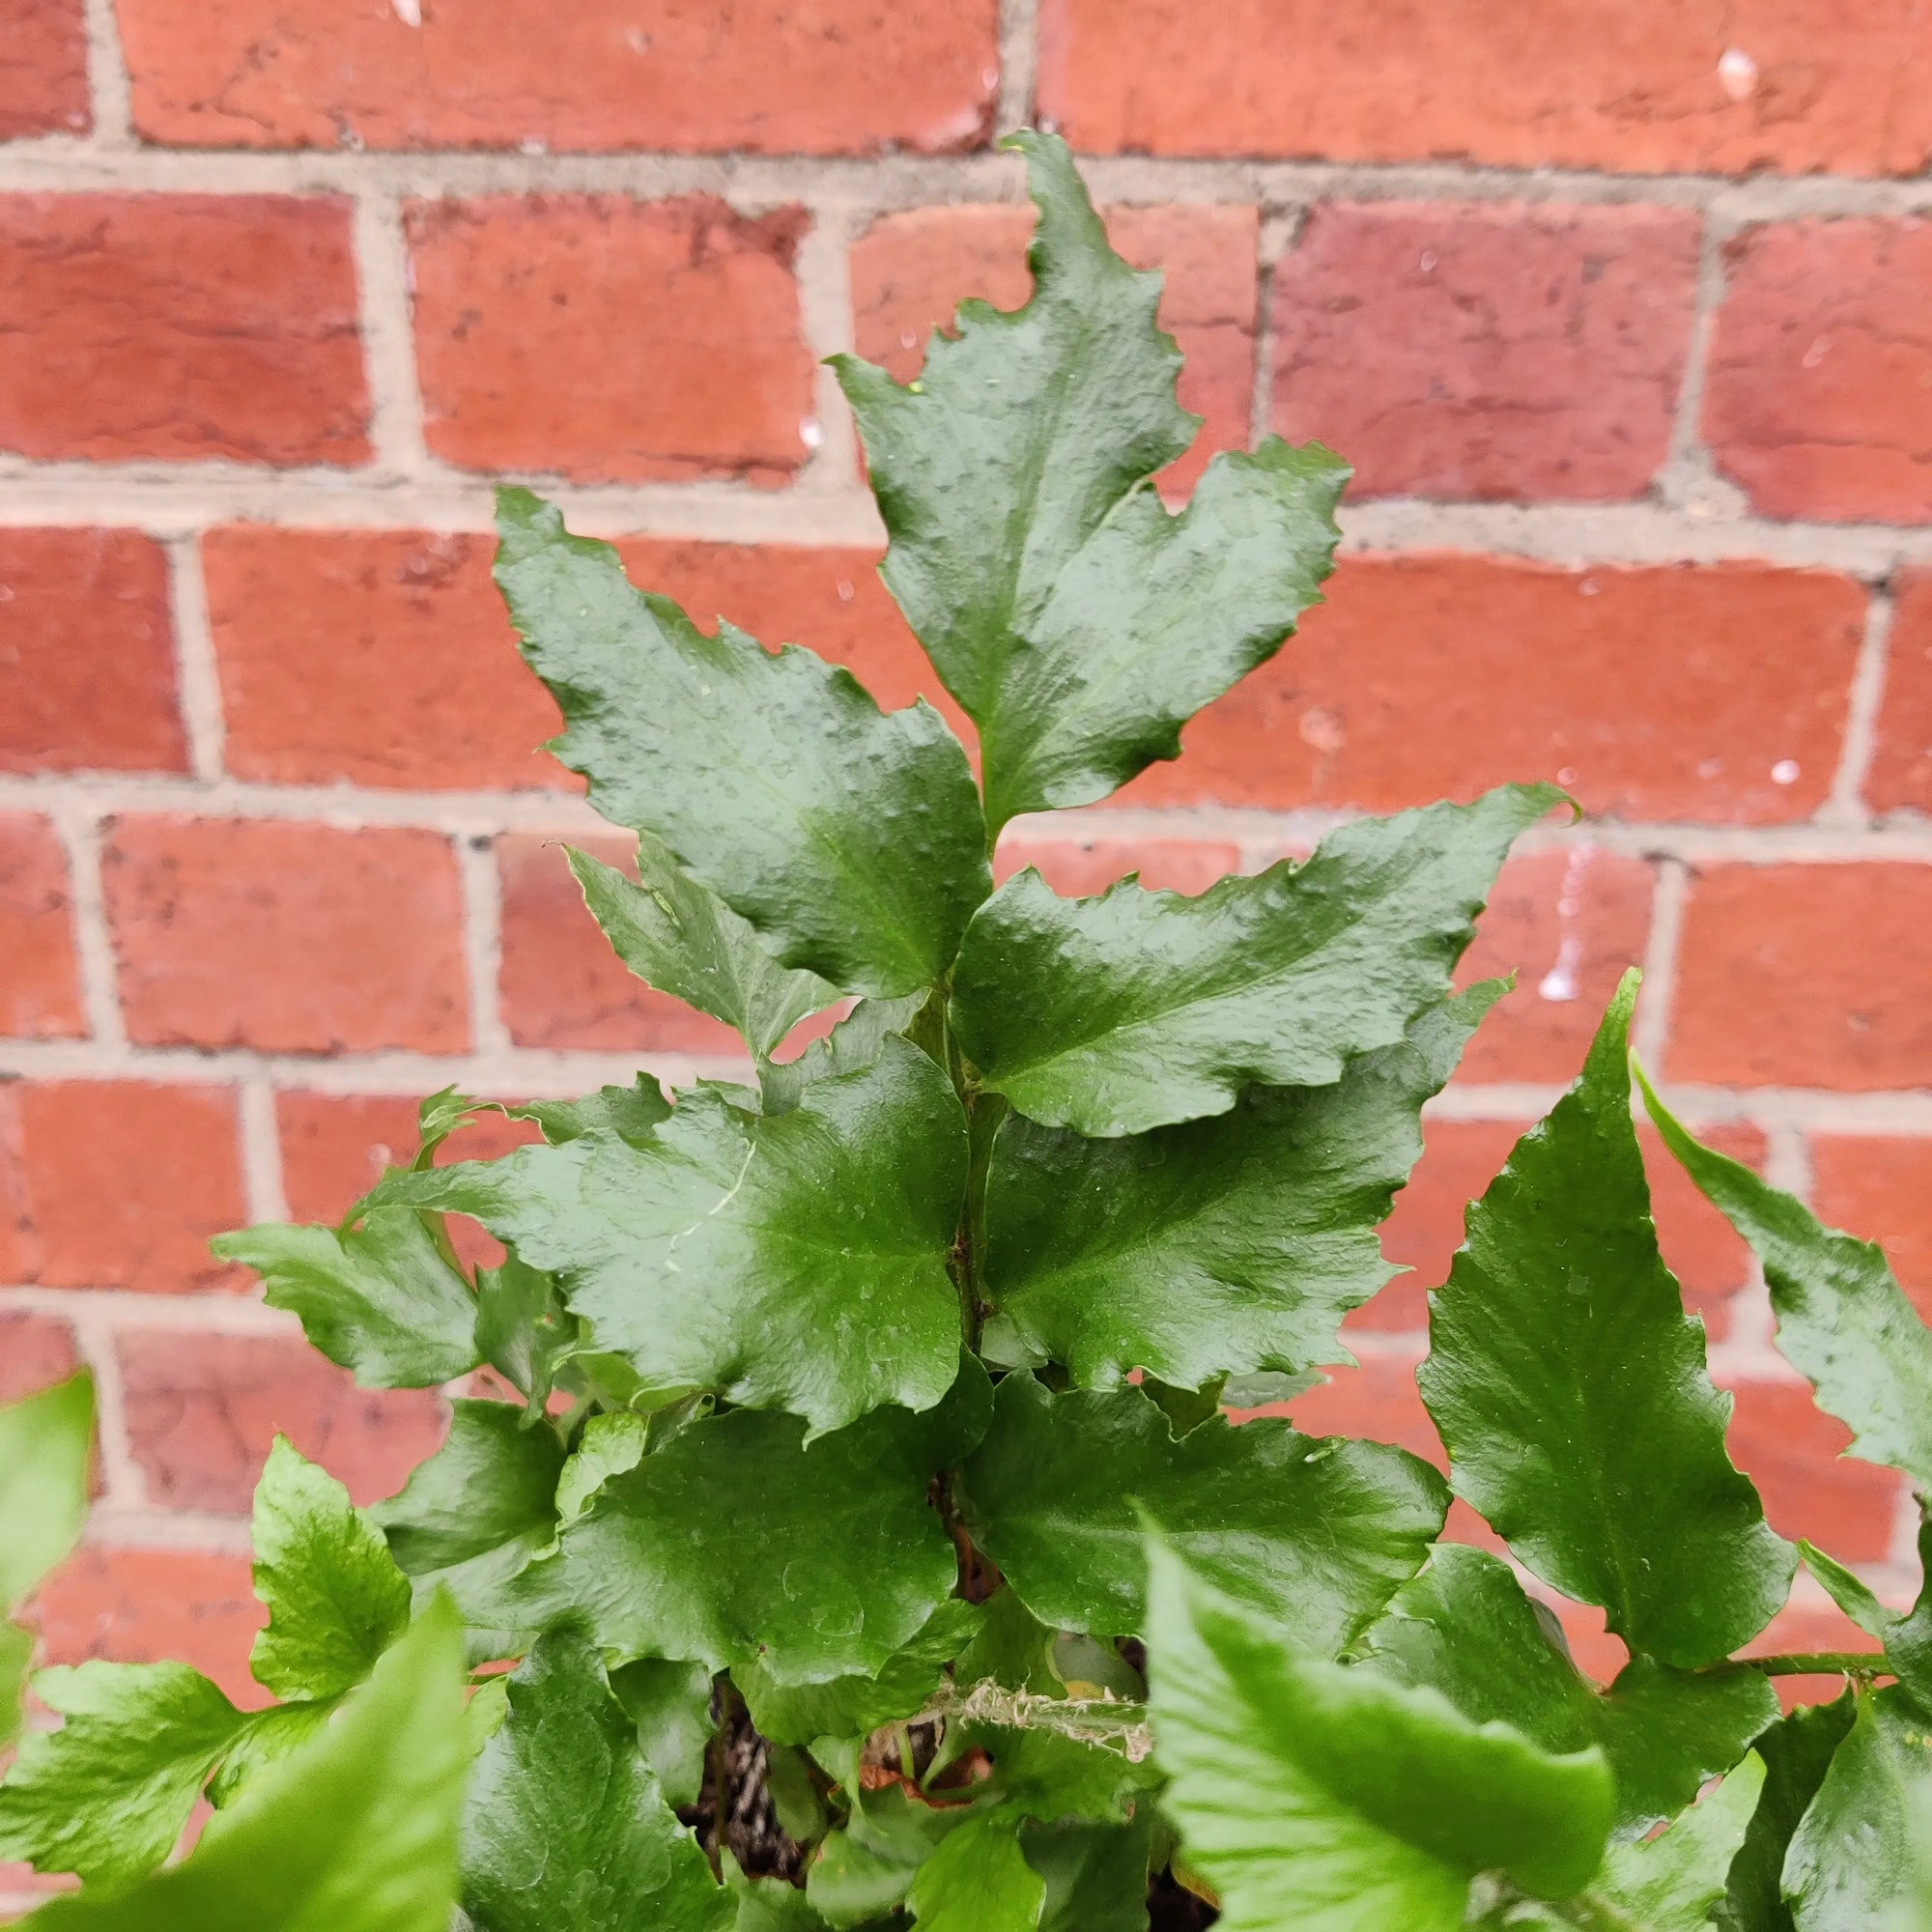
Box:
[1716,1693,1854,1932]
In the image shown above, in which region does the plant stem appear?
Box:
[1747,1651,1887,1677]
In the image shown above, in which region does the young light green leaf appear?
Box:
[909,1811,1045,1932]
[952,785,1562,1137]
[504,1074,671,1149]
[366,1039,967,1439]
[522,1360,989,1683]
[1024,1816,1152,1932]
[955,1375,1446,1649]
[207,1699,339,1810]
[250,1436,412,1702]
[22,1595,469,1932]
[213,1212,479,1390]
[462,1626,727,1932]
[1716,1691,1855,1932]
[1420,974,1793,1667]
[1589,1753,1766,1931]
[570,840,834,1061]
[838,132,1346,833]
[1637,1066,1932,1492]
[496,488,990,999]
[0,1661,243,1887]
[1147,1541,1614,1928]
[610,1656,715,1809]
[981,984,1502,1390]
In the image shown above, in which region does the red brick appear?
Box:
[1037,0,1932,176]
[0,196,367,466]
[0,816,85,1040]
[1126,554,1866,824]
[1669,864,1932,1089]
[0,529,185,776]
[497,833,741,1056]
[850,203,1259,497]
[1869,569,1932,812]
[205,528,565,792]
[995,836,1241,899]
[28,1546,265,1708]
[1706,220,1932,524]
[408,196,814,487]
[1455,845,1656,1083]
[118,0,997,154]
[0,0,87,138]
[102,817,469,1056]
[0,1311,80,1403]
[1271,202,1698,503]
[0,1081,246,1294]
[1723,1377,1906,1562]
[119,1330,444,1517]
[1809,1136,1932,1320]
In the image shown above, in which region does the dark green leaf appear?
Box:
[212,1212,479,1390]
[1588,1754,1765,1932]
[1419,974,1793,1667]
[761,992,930,1116]
[505,1074,671,1149]
[1024,1816,1151,1932]
[462,1627,726,1932]
[956,1375,1446,1648]
[955,1588,1061,1695]
[951,786,1561,1137]
[981,984,1501,1389]
[1363,1545,1777,1833]
[1146,1540,1615,1923]
[909,1812,1044,1932]
[611,1657,715,1809]
[367,1039,967,1439]
[23,1595,469,1932]
[837,132,1346,833]
[1637,1066,1932,1492]
[473,1256,579,1411]
[496,487,990,999]
[250,1436,412,1702]
[570,841,834,1061]
[1715,1692,1855,1932]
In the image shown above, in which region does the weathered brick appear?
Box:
[1809,1135,1932,1319]
[850,202,1259,496]
[497,833,742,1056]
[0,529,185,775]
[1125,554,1865,824]
[1706,219,1932,524]
[29,1546,265,1708]
[1271,202,1698,502]
[1869,568,1932,812]
[119,1331,445,1516]
[1455,845,1656,1084]
[0,816,85,1040]
[995,836,1242,898]
[206,528,565,791]
[1669,863,1932,1089]
[119,0,998,155]
[0,1310,80,1403]
[1037,0,1932,176]
[0,0,88,138]
[1723,1376,1907,1562]
[0,196,367,466]
[0,1080,246,1293]
[408,196,815,486]
[103,817,469,1056]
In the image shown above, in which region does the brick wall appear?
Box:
[7,0,1932,1829]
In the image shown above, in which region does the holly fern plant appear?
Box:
[3,133,1931,1932]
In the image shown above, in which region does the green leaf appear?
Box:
[473,1256,579,1411]
[1362,1545,1778,1833]
[1716,1691,1856,1932]
[462,1626,726,1932]
[22,1594,469,1932]
[909,1812,1045,1932]
[808,1779,966,1929]
[496,487,990,999]
[955,1587,1062,1695]
[760,992,930,1116]
[737,1597,982,1747]
[1881,1518,1932,1692]
[728,1858,835,1932]
[1800,1540,1895,1643]
[611,1657,715,1809]
[1419,974,1793,1667]
[373,1400,565,1641]
[250,1436,412,1702]
[212,1212,479,1390]
[1146,1541,1615,1927]
[1024,1816,1151,1932]
[1783,1687,1932,1930]
[367,1039,967,1439]
[1589,1753,1766,1931]
[837,131,1347,833]
[523,1359,989,1682]
[207,1700,339,1810]
[570,841,834,1061]
[505,1074,672,1149]
[946,1723,1156,1827]
[0,1661,243,1887]
[956,1375,1446,1648]
[1636,1066,1932,1492]
[951,785,1561,1137]
[981,983,1501,1390]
